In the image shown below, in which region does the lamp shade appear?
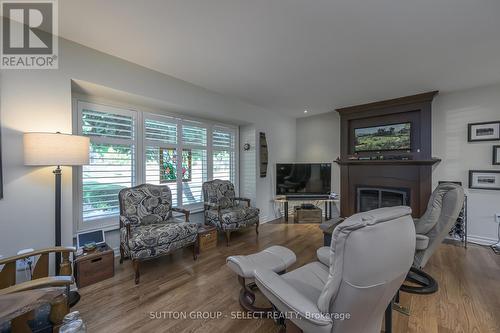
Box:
[24,132,90,166]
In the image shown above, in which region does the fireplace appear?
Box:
[335,91,441,217]
[357,186,410,212]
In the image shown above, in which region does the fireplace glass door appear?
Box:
[357,187,409,212]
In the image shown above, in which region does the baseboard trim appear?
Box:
[466,235,498,246]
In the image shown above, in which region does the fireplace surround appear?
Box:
[335,91,440,217]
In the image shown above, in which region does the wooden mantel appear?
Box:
[336,91,439,218]
[334,158,441,166]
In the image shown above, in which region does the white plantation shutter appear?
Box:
[145,118,177,144]
[78,102,137,224]
[83,143,134,219]
[181,122,208,206]
[182,123,207,146]
[212,126,236,182]
[182,148,207,205]
[144,117,179,206]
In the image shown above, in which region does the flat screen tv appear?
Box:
[354,122,411,152]
[276,163,331,197]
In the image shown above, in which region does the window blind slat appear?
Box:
[82,109,134,140]
[182,125,207,146]
[145,119,177,144]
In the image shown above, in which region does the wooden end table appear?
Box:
[74,243,114,288]
[197,225,217,255]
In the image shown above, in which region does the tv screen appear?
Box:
[276,163,331,197]
[354,122,411,152]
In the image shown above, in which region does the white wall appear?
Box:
[432,84,500,245]
[295,112,341,194]
[0,37,296,258]
[239,125,257,204]
[296,84,500,244]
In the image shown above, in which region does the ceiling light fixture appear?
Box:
[304,110,308,114]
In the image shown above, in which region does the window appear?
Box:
[212,126,236,182]
[181,123,208,205]
[75,101,237,231]
[144,117,178,205]
[77,101,137,229]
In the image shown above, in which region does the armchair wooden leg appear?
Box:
[256,221,260,235]
[225,231,231,246]
[119,245,125,264]
[133,260,140,284]
[193,240,199,260]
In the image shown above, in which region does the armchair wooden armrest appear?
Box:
[204,202,221,211]
[0,247,75,290]
[172,207,190,222]
[0,276,73,297]
[120,215,133,243]
[234,197,251,207]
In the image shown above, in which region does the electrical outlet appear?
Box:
[495,213,500,224]
[16,248,34,272]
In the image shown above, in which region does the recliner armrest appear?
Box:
[254,269,332,326]
[316,247,330,266]
[415,234,430,250]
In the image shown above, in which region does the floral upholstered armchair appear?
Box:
[202,180,260,246]
[119,184,198,284]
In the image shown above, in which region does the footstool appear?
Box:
[226,246,296,315]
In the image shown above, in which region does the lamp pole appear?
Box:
[54,165,62,273]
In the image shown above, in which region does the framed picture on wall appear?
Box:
[469,170,500,190]
[467,121,500,142]
[493,145,500,165]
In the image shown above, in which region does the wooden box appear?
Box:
[197,225,217,253]
[74,244,114,288]
[294,206,322,224]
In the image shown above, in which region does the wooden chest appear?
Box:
[197,225,217,253]
[294,206,322,224]
[74,244,114,288]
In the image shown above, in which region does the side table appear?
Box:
[74,243,114,288]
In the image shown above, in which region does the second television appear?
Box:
[276,163,331,198]
[354,122,411,152]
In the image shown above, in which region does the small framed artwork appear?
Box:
[469,170,500,190]
[467,121,500,142]
[493,145,500,165]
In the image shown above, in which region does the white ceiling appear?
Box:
[59,0,500,117]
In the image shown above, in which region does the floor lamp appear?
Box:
[24,132,90,306]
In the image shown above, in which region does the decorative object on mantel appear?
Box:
[24,132,90,306]
[259,132,268,177]
[493,145,500,165]
[467,121,500,142]
[468,170,500,190]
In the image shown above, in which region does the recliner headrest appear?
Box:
[341,206,412,229]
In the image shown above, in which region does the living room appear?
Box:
[0,1,499,333]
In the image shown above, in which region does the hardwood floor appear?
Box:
[74,223,500,333]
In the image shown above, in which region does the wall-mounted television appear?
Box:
[354,122,411,152]
[276,163,331,197]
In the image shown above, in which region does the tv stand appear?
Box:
[274,196,340,222]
